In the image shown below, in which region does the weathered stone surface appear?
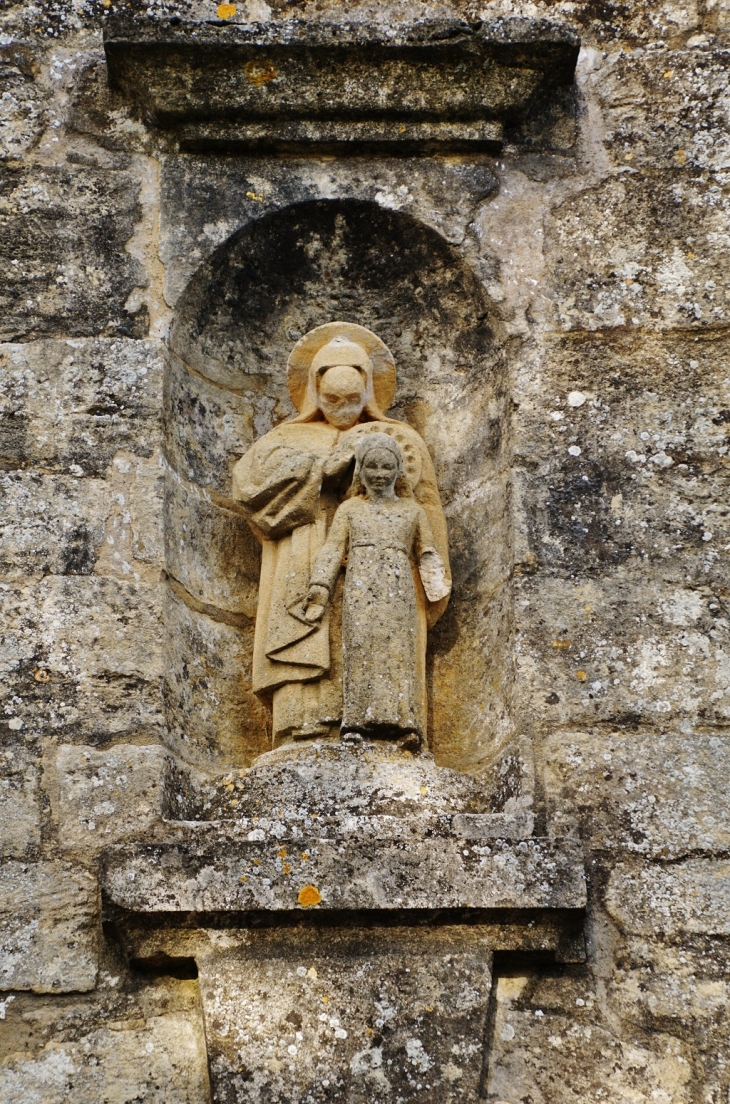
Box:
[545,730,730,858]
[486,971,692,1104]
[0,576,165,741]
[0,745,40,860]
[53,743,172,857]
[0,1014,210,1103]
[515,574,730,733]
[0,861,98,993]
[605,858,730,937]
[0,44,48,164]
[103,830,585,913]
[162,578,269,767]
[0,165,148,342]
[0,338,165,476]
[164,471,259,615]
[196,925,493,1104]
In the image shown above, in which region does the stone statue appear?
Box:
[302,434,450,748]
[231,322,451,747]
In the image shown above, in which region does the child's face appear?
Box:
[361,448,399,494]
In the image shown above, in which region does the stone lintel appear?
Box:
[103,832,586,914]
[103,16,579,149]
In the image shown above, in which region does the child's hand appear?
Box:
[303,584,329,623]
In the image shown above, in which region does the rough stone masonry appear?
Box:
[0,0,729,1101]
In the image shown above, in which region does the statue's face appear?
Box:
[361,447,399,495]
[318,365,366,430]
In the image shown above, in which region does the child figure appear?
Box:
[302,433,450,746]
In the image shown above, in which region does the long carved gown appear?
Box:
[309,495,447,738]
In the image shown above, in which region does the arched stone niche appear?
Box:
[164,198,513,774]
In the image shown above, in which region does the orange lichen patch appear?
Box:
[217,3,237,18]
[576,670,587,681]
[552,639,571,650]
[240,875,248,882]
[245,60,277,86]
[674,149,687,165]
[322,995,329,1003]
[33,668,50,683]
[282,863,292,875]
[301,851,310,861]
[277,847,287,858]
[298,884,322,908]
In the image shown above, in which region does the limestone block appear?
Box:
[0,576,165,740]
[610,938,730,1031]
[103,831,586,912]
[93,451,165,582]
[544,730,730,859]
[164,472,259,615]
[160,154,499,307]
[162,579,269,767]
[514,574,730,731]
[0,746,40,860]
[0,164,148,343]
[0,44,48,163]
[164,353,254,494]
[605,858,730,936]
[596,45,730,174]
[487,972,692,1104]
[196,925,492,1104]
[546,173,730,331]
[0,338,164,476]
[0,1015,210,1103]
[511,331,730,579]
[0,861,98,992]
[0,472,110,577]
[54,743,172,857]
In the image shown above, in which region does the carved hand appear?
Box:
[302,584,329,623]
[323,444,355,480]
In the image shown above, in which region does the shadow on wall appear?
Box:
[163,197,513,774]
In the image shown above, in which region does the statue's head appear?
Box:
[355,433,403,498]
[312,340,370,429]
[287,323,396,425]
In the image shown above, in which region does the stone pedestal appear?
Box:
[104,740,586,1102]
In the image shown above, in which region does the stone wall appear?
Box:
[1,0,729,1100]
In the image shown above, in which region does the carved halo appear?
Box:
[287,322,396,414]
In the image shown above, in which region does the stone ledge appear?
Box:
[103,16,579,148]
[103,832,586,914]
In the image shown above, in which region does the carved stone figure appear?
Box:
[231,322,451,746]
[303,434,450,747]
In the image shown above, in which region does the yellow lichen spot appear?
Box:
[246,190,264,202]
[322,995,329,1003]
[307,966,318,979]
[398,125,407,133]
[33,668,50,684]
[101,0,111,7]
[301,851,310,861]
[253,859,259,866]
[282,863,292,875]
[217,3,237,18]
[674,149,687,165]
[552,639,571,650]
[576,670,587,681]
[277,847,287,858]
[240,875,248,882]
[663,69,674,79]
[245,60,277,86]
[624,151,633,161]
[419,786,428,796]
[583,604,593,614]
[298,884,322,908]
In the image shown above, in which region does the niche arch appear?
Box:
[164,199,513,773]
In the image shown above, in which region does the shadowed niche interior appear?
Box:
[164,197,513,776]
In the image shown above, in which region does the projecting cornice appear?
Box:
[103,14,580,152]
